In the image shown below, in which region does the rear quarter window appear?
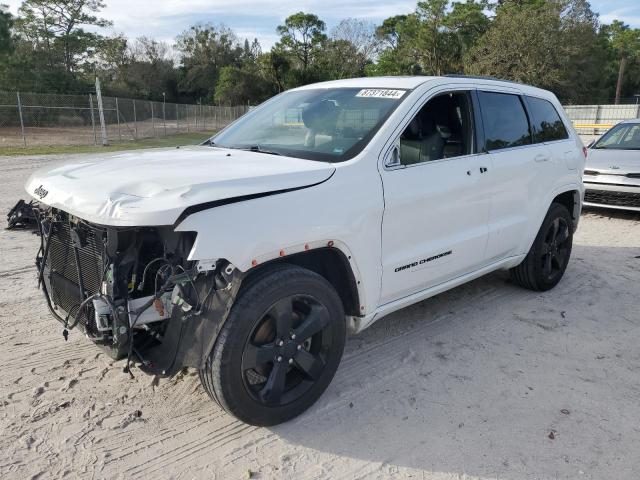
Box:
[525,96,569,143]
[477,91,532,151]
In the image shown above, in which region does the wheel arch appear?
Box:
[243,247,362,318]
[552,189,582,232]
[519,184,583,257]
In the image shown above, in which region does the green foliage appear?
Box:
[176,24,243,101]
[605,20,640,59]
[2,0,640,105]
[261,50,291,92]
[316,39,364,80]
[445,0,490,56]
[214,65,273,105]
[465,0,620,103]
[275,12,326,82]
[330,18,381,73]
[16,0,111,73]
[0,0,111,92]
[0,4,12,55]
[600,20,640,103]
[370,1,490,76]
[465,2,563,85]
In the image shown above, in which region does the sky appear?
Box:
[3,0,640,50]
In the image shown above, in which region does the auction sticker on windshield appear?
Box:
[355,89,406,99]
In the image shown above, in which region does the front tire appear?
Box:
[510,202,574,291]
[199,264,346,426]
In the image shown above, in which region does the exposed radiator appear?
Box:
[46,220,105,328]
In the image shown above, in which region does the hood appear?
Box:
[25,146,335,227]
[586,148,640,174]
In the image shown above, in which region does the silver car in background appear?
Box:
[584,119,640,212]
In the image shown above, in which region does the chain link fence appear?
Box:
[0,91,250,148]
[2,89,640,148]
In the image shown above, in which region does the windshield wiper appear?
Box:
[241,145,282,156]
[595,146,640,150]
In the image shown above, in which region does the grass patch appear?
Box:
[0,131,216,156]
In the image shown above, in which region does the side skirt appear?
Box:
[351,254,527,333]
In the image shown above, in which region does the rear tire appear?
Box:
[510,202,573,291]
[199,264,346,426]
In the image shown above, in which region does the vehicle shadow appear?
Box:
[271,244,640,479]
[582,206,640,221]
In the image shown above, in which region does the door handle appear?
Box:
[479,167,488,173]
[534,154,550,162]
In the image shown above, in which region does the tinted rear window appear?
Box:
[526,96,569,143]
[477,91,532,151]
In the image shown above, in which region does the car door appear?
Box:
[476,89,555,262]
[524,94,579,172]
[378,88,493,305]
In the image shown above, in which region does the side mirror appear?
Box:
[385,143,401,168]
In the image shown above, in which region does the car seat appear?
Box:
[400,116,423,165]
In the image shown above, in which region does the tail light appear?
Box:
[582,146,588,158]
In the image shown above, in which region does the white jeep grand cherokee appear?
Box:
[26,76,585,426]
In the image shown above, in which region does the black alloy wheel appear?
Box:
[199,264,346,426]
[540,216,571,283]
[241,294,333,407]
[510,202,574,291]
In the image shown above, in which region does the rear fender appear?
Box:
[519,183,583,255]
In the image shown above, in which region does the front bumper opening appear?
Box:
[33,207,242,377]
[584,189,640,209]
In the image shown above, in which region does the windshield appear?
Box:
[211,87,408,162]
[593,123,640,150]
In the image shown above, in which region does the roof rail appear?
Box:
[443,74,522,85]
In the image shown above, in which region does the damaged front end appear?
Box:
[34,206,243,377]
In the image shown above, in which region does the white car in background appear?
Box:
[25,76,585,426]
[584,119,640,211]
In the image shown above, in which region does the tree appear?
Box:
[331,18,380,72]
[366,15,412,75]
[464,0,605,102]
[93,34,179,100]
[444,0,490,58]
[214,37,277,105]
[376,15,408,50]
[372,1,491,76]
[466,3,563,84]
[94,34,129,89]
[262,50,291,92]
[0,0,635,106]
[317,39,364,79]
[412,0,452,75]
[16,0,111,74]
[176,24,243,101]
[603,21,640,104]
[214,64,273,105]
[275,12,326,82]
[0,3,12,56]
[241,38,261,64]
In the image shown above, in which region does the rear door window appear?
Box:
[525,96,569,143]
[477,91,532,151]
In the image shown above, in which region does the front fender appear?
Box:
[174,167,385,315]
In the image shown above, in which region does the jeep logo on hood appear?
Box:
[34,185,49,199]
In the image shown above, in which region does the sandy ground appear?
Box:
[1,153,639,480]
